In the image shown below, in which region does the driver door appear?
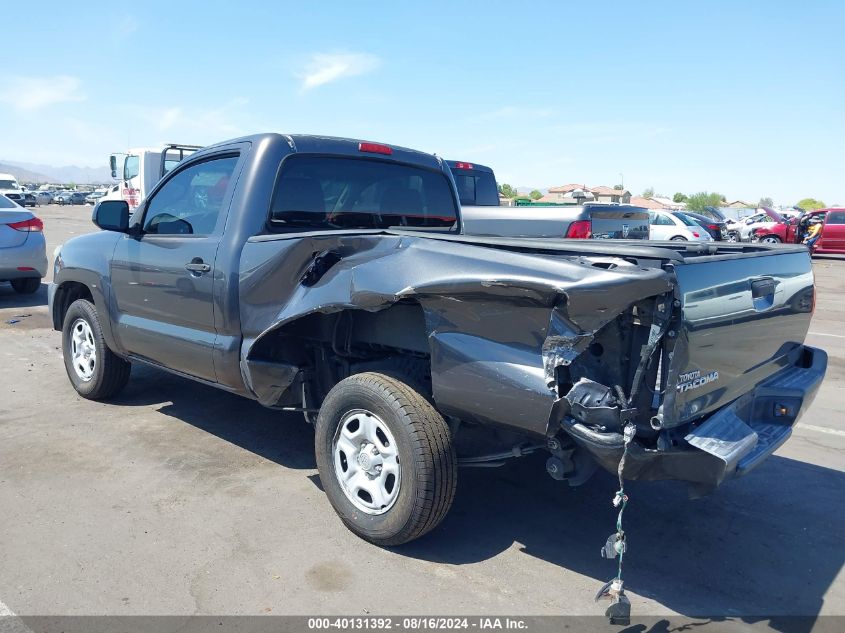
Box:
[109,154,240,381]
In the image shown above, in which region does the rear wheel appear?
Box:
[670,236,688,241]
[315,372,457,546]
[62,299,131,399]
[10,278,40,294]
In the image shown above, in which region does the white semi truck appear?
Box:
[105,144,202,210]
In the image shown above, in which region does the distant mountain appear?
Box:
[0,162,53,184]
[0,160,111,184]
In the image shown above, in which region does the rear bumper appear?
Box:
[560,345,827,491]
[0,233,48,280]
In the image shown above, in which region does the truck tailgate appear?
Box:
[663,248,815,426]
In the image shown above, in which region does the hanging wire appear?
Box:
[613,423,636,580]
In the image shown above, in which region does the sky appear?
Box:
[3,0,844,205]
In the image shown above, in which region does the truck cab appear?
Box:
[0,172,21,196]
[106,144,202,210]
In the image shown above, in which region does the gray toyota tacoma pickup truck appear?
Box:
[49,133,826,549]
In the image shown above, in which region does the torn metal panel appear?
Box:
[240,358,300,407]
[237,233,674,436]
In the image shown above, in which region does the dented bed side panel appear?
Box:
[237,232,673,435]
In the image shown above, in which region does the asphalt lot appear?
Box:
[1,204,843,621]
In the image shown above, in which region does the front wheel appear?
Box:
[760,235,782,244]
[62,299,131,399]
[315,372,457,546]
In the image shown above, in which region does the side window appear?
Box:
[653,213,672,226]
[142,155,238,236]
[826,211,845,224]
[124,155,140,181]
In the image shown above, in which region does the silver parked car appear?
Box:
[34,191,54,205]
[0,194,47,294]
[648,209,714,242]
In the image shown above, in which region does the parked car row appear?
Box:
[752,207,845,254]
[53,191,88,205]
[4,188,113,207]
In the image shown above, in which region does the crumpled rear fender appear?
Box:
[239,233,674,434]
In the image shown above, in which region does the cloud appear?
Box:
[549,121,672,138]
[0,76,85,111]
[298,52,381,91]
[158,107,183,131]
[116,14,138,37]
[129,98,250,141]
[481,105,555,120]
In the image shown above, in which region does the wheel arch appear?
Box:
[242,301,432,408]
[52,280,94,330]
[51,275,122,355]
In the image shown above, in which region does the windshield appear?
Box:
[674,212,700,227]
[270,156,458,231]
[0,179,19,189]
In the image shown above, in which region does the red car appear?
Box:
[753,208,845,254]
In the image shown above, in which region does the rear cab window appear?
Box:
[269,156,459,232]
[449,165,499,207]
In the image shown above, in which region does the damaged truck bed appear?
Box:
[49,133,827,548]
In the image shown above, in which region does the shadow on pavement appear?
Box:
[100,363,842,627]
[0,281,48,308]
[111,364,316,470]
[401,453,843,627]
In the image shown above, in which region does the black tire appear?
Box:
[315,372,457,546]
[760,235,782,244]
[10,278,40,294]
[670,236,688,241]
[62,299,131,400]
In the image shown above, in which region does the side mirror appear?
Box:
[109,155,118,179]
[93,200,130,232]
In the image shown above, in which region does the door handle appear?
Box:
[185,258,211,274]
[751,277,777,311]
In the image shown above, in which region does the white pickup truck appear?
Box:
[446,160,650,240]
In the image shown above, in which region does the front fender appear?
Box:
[52,231,122,352]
